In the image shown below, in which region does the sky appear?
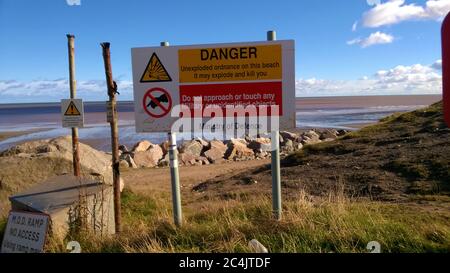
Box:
[0,0,448,103]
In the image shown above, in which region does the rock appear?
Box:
[225,139,254,160]
[304,130,320,139]
[255,151,269,159]
[198,156,210,165]
[160,140,171,156]
[36,144,58,154]
[194,137,209,148]
[121,154,137,168]
[120,177,125,192]
[179,152,197,166]
[119,160,129,169]
[248,138,272,152]
[131,140,152,153]
[337,129,348,136]
[180,140,203,157]
[302,130,321,145]
[158,153,170,167]
[0,136,114,193]
[133,144,163,168]
[295,142,303,151]
[280,131,298,141]
[282,139,295,153]
[204,140,227,163]
[118,144,129,153]
[320,129,338,140]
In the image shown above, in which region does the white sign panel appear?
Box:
[1,211,50,253]
[61,99,84,128]
[131,40,295,135]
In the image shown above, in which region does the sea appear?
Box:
[0,95,442,152]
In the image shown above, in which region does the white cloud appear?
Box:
[362,0,450,28]
[296,60,442,96]
[432,59,443,69]
[347,31,394,48]
[0,79,133,103]
[352,21,358,32]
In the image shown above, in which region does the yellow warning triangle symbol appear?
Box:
[64,101,81,116]
[140,53,172,83]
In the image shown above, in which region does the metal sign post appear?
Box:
[66,34,81,177]
[161,41,183,227]
[268,30,282,220]
[101,42,122,234]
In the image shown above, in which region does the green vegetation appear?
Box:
[284,102,450,195]
[37,189,450,253]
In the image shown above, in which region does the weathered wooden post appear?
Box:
[101,42,122,233]
[66,34,81,177]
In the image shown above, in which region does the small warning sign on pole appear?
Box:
[61,99,84,128]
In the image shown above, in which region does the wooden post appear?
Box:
[101,42,122,233]
[66,34,81,177]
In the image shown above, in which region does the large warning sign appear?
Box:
[61,99,84,128]
[131,40,295,133]
[179,45,282,83]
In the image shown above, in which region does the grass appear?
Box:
[35,188,450,253]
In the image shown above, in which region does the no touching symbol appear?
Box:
[142,88,172,118]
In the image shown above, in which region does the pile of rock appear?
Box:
[118,129,348,169]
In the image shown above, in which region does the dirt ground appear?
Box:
[122,159,271,202]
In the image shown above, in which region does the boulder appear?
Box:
[0,136,115,217]
[281,139,295,153]
[194,137,209,148]
[224,139,254,160]
[179,152,197,166]
[180,140,203,157]
[133,144,163,168]
[204,140,227,163]
[121,153,137,168]
[197,156,210,165]
[158,153,170,167]
[280,131,298,141]
[248,138,272,152]
[337,129,349,136]
[119,160,129,169]
[131,140,152,153]
[118,144,129,153]
[302,130,321,145]
[320,129,338,140]
[160,140,171,156]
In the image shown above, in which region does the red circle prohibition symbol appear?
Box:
[142,87,172,118]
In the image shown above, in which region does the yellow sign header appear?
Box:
[178,44,282,83]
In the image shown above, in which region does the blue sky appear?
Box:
[0,0,448,102]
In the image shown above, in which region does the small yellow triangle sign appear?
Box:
[140,53,172,83]
[64,101,81,116]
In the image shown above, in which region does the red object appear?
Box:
[179,82,283,117]
[142,87,172,118]
[442,13,450,127]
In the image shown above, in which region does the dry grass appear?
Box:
[42,187,450,253]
